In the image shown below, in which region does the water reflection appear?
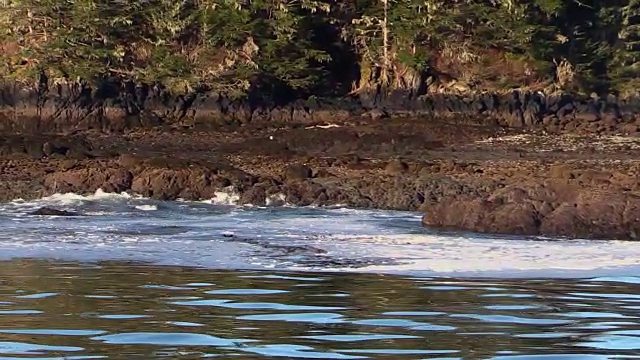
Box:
[0,260,639,359]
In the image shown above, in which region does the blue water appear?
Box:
[1,261,640,359]
[1,192,640,358]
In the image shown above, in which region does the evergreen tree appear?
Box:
[0,0,638,96]
[610,0,640,95]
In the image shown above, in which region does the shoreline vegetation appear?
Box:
[2,0,640,99]
[1,1,640,240]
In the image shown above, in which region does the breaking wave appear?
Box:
[2,189,640,278]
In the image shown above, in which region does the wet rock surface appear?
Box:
[2,86,640,239]
[29,207,81,216]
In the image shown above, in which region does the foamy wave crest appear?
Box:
[42,189,134,204]
[266,193,286,206]
[306,234,640,277]
[200,191,295,208]
[134,204,158,211]
[201,187,240,206]
[11,189,136,206]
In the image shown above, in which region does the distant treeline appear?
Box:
[1,0,639,101]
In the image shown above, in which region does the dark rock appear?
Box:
[29,207,81,216]
[239,186,267,206]
[282,181,326,206]
[314,191,330,204]
[284,164,313,180]
[0,76,638,135]
[557,103,575,119]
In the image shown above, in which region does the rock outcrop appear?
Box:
[1,79,639,135]
[422,183,640,240]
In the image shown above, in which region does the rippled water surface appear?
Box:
[1,261,640,359]
[1,191,640,359]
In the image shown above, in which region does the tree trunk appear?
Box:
[380,0,390,86]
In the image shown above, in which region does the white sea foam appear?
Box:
[201,187,240,205]
[266,193,287,206]
[200,190,292,207]
[43,189,134,203]
[305,234,640,278]
[10,189,135,207]
[134,204,158,211]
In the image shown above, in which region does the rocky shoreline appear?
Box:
[2,80,640,135]
[2,82,640,240]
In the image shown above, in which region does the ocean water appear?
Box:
[0,190,640,359]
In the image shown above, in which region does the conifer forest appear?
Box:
[1,0,640,100]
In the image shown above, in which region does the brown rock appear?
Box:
[66,147,92,160]
[523,108,539,126]
[334,154,362,167]
[314,191,329,205]
[422,197,540,236]
[542,115,556,126]
[506,110,525,127]
[284,164,313,180]
[239,186,267,206]
[540,191,636,239]
[385,159,409,175]
[212,176,232,188]
[576,170,612,185]
[44,168,133,194]
[487,202,540,235]
[122,165,250,201]
[622,123,639,135]
[575,112,599,123]
[563,121,578,132]
[418,166,433,178]
[535,201,555,217]
[131,168,216,200]
[420,179,613,237]
[314,168,334,178]
[118,154,141,168]
[610,173,638,190]
[549,164,575,179]
[487,185,530,204]
[283,181,327,206]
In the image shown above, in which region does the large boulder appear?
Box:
[44,167,133,194]
[422,181,640,240]
[131,168,217,200]
[540,191,640,240]
[422,198,540,236]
